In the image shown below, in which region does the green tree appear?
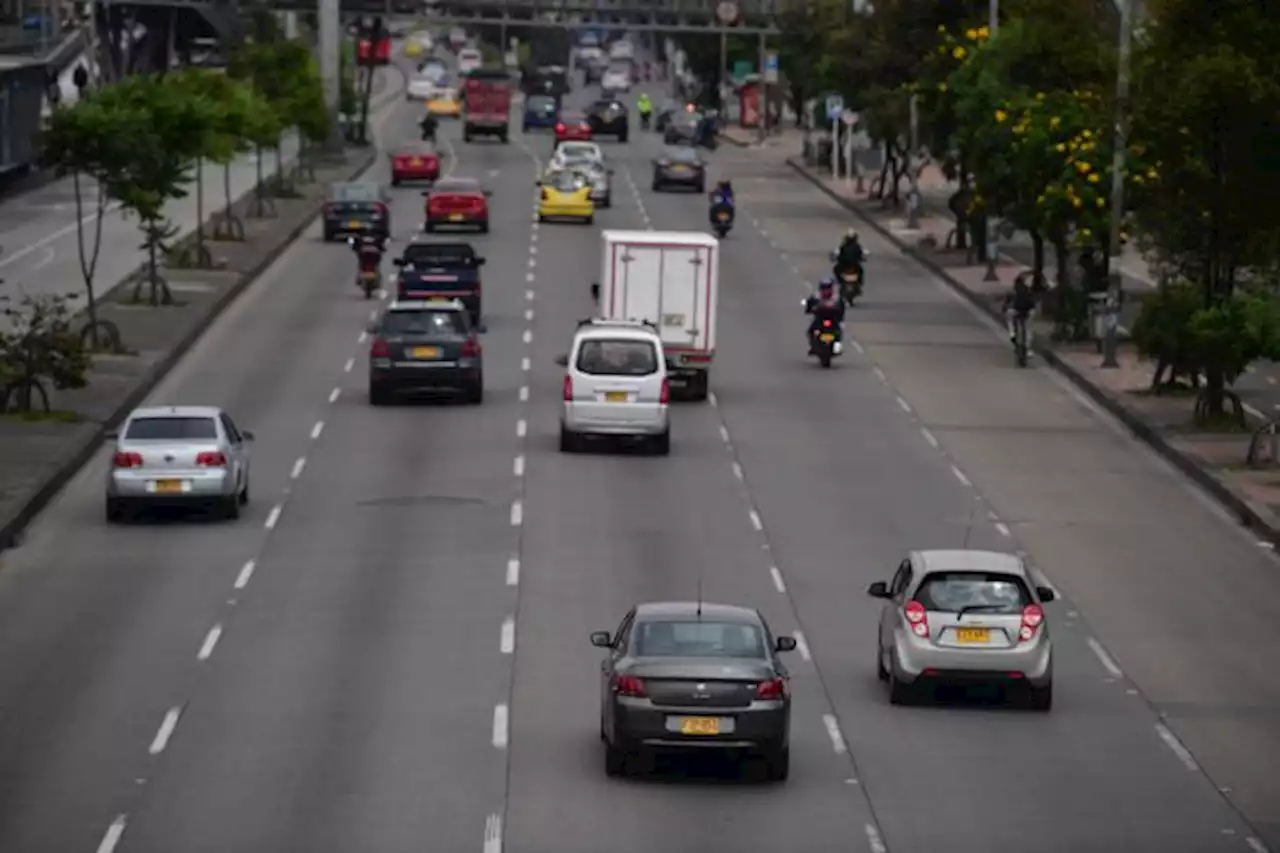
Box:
[229,41,291,214]
[1128,0,1280,419]
[0,292,91,414]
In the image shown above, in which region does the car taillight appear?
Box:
[112,451,142,468]
[613,674,646,697]
[196,451,227,467]
[370,337,390,358]
[371,202,387,219]
[659,378,670,404]
[393,157,407,168]
[756,678,787,700]
[1019,604,1045,642]
[541,189,549,201]
[555,122,566,133]
[461,338,480,358]
[563,375,573,401]
[904,600,929,638]
[322,203,335,216]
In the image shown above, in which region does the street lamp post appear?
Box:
[982,0,999,281]
[1101,0,1134,368]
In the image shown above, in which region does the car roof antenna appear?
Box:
[696,577,702,620]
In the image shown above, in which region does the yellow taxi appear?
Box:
[537,170,595,224]
[405,39,423,58]
[426,88,461,118]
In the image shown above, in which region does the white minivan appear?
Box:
[557,319,670,455]
[457,47,483,75]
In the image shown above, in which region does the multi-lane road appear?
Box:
[0,58,1277,853]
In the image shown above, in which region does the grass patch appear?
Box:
[0,409,82,424]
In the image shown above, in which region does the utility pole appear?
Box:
[983,0,999,280]
[318,0,343,155]
[907,94,920,229]
[989,0,998,34]
[1101,0,1133,368]
[718,29,727,107]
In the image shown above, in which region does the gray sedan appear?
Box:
[563,157,613,207]
[105,405,254,521]
[651,146,706,192]
[592,600,796,781]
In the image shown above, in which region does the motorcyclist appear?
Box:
[804,277,846,348]
[419,111,438,144]
[1001,275,1037,343]
[637,92,653,129]
[351,234,388,274]
[835,228,866,272]
[709,180,734,208]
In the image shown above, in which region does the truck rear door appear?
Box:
[610,242,711,354]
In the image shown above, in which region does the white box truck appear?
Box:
[593,230,719,400]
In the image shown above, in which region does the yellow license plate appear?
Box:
[819,333,835,343]
[671,166,690,174]
[955,627,990,644]
[604,391,627,402]
[448,214,464,221]
[347,219,361,228]
[680,717,720,736]
[410,157,423,166]
[411,346,441,359]
[154,479,183,494]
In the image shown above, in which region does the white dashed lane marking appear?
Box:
[792,630,812,661]
[328,387,341,404]
[148,707,182,755]
[1086,637,1125,678]
[290,457,306,479]
[197,625,222,661]
[1155,722,1200,771]
[344,357,354,373]
[994,522,1011,537]
[310,421,325,440]
[516,419,527,438]
[234,559,256,590]
[822,714,847,754]
[513,455,525,477]
[895,396,911,413]
[921,428,939,448]
[951,466,971,487]
[510,500,523,527]
[264,505,282,530]
[506,557,520,586]
[95,816,127,853]
[500,617,516,654]
[492,704,509,749]
[519,386,529,402]
[769,567,786,594]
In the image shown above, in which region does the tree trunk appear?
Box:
[194,158,206,264]
[72,171,101,350]
[224,160,233,217]
[1054,238,1070,290]
[359,65,375,144]
[1030,229,1045,286]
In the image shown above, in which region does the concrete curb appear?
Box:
[0,73,405,553]
[786,155,1280,549]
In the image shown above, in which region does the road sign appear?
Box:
[825,94,844,121]
[841,108,859,125]
[764,51,779,84]
[717,0,739,24]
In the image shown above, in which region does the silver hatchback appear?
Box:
[868,550,1056,710]
[105,406,254,521]
[556,319,670,455]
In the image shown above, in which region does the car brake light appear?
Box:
[659,378,670,404]
[1019,603,1045,642]
[322,203,335,216]
[112,451,142,468]
[613,674,646,697]
[904,600,929,638]
[756,678,787,700]
[370,337,390,358]
[371,202,387,219]
[541,189,550,201]
[196,451,227,467]
[555,122,566,133]
[461,338,481,358]
[563,375,573,401]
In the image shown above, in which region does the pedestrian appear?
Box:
[72,63,89,94]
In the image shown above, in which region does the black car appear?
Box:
[587,99,629,142]
[591,601,796,780]
[663,111,700,146]
[654,101,681,133]
[652,146,706,192]
[393,239,487,326]
[322,181,390,241]
[367,299,484,405]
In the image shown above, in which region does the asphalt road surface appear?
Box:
[0,58,1276,853]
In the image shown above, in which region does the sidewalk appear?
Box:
[783,152,1280,547]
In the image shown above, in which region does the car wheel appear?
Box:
[537,214,547,222]
[695,181,705,193]
[888,666,915,706]
[239,475,250,506]
[1027,681,1053,711]
[763,746,790,782]
[603,193,612,208]
[322,229,334,242]
[652,428,670,456]
[651,180,661,192]
[559,424,578,453]
[423,221,434,233]
[619,133,628,143]
[105,498,125,524]
[876,641,889,682]
[391,176,401,187]
[465,380,484,404]
[369,385,392,406]
[479,221,489,233]
[604,739,628,777]
[222,494,241,520]
[687,372,709,401]
[585,215,594,225]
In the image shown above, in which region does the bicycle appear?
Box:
[1007,310,1031,367]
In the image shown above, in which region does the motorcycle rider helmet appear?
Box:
[818,277,836,295]
[845,228,858,241]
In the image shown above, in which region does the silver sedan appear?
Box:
[563,157,613,207]
[105,405,254,521]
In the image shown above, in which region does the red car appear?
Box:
[423,177,490,233]
[390,142,440,186]
[555,111,593,143]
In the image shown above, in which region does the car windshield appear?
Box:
[126,416,218,440]
[915,572,1033,614]
[432,178,480,194]
[382,310,467,336]
[528,95,556,111]
[575,339,658,376]
[634,620,765,658]
[402,243,476,265]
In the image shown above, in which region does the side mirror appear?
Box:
[241,430,255,441]
[366,322,378,334]
[774,636,798,653]
[393,258,405,266]
[1035,586,1057,603]
[590,282,600,301]
[103,429,118,440]
[866,581,891,599]
[421,191,432,197]
[476,258,486,266]
[483,190,493,198]
[589,631,612,648]
[554,354,569,366]
[534,180,542,186]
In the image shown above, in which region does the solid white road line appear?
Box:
[1155,722,1200,771]
[510,500,523,527]
[822,713,847,754]
[769,567,787,594]
[197,625,222,661]
[1086,637,1125,679]
[310,421,325,440]
[500,617,516,654]
[492,704,509,748]
[234,559,256,590]
[951,465,971,487]
[506,557,520,586]
[290,457,306,479]
[149,707,182,755]
[264,505,282,530]
[793,630,812,661]
[484,813,503,853]
[95,816,127,853]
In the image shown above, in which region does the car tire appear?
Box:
[391,176,401,187]
[105,498,125,524]
[537,214,546,222]
[423,221,434,233]
[479,221,489,233]
[585,215,594,225]
[322,229,334,242]
[876,641,889,682]
[603,193,612,208]
[695,181,705,194]
[239,475,250,506]
[222,494,241,521]
[465,380,484,404]
[619,132,628,143]
[500,133,510,144]
[763,746,790,782]
[651,180,661,192]
[1027,681,1053,712]
[604,739,628,777]
[652,428,670,456]
[559,425,578,453]
[369,386,392,406]
[888,665,915,706]
[687,372,709,401]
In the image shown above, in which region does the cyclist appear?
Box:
[1002,275,1037,345]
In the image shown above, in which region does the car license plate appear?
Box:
[153,479,183,494]
[448,214,464,221]
[410,157,422,166]
[955,627,990,644]
[843,271,859,281]
[347,219,361,228]
[819,333,836,343]
[671,166,689,174]
[680,717,720,736]
[411,346,441,359]
[604,391,627,402]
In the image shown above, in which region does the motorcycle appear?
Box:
[708,195,734,238]
[639,110,652,130]
[829,250,866,306]
[349,237,384,300]
[802,299,844,368]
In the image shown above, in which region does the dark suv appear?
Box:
[587,99,629,142]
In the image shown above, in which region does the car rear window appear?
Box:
[432,178,480,194]
[402,243,477,266]
[382,310,467,336]
[527,94,556,110]
[575,339,658,376]
[634,621,764,658]
[915,572,1032,614]
[331,182,379,202]
[126,416,218,440]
